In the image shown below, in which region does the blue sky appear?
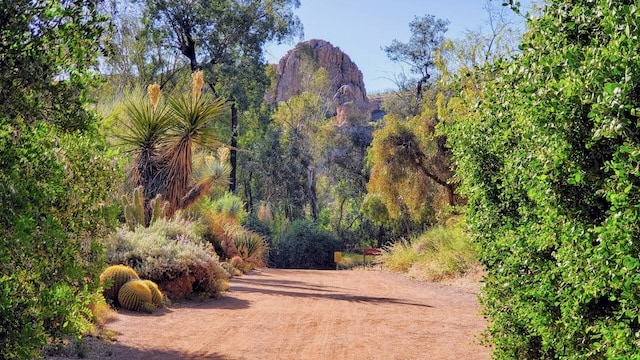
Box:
[264,0,532,94]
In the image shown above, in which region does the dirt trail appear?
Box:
[64,269,489,359]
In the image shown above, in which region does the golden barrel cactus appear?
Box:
[100,265,140,305]
[142,279,164,308]
[118,280,155,313]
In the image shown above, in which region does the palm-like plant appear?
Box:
[183,147,231,209]
[118,84,172,224]
[159,71,228,216]
[117,72,228,225]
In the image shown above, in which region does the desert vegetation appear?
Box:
[5,0,640,358]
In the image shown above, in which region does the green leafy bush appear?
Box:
[447,1,640,357]
[242,215,272,239]
[272,220,339,269]
[0,1,117,357]
[0,122,120,358]
[104,218,229,299]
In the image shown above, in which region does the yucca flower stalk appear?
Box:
[192,70,204,101]
[148,83,161,112]
[257,202,273,224]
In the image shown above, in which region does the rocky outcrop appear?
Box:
[266,39,370,124]
[368,95,385,121]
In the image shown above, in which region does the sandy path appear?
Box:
[77,269,489,359]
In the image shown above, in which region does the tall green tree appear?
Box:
[142,0,302,193]
[0,1,119,357]
[101,2,188,92]
[384,14,449,114]
[1,0,106,130]
[449,1,640,357]
[254,68,331,220]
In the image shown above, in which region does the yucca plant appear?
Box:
[160,71,228,217]
[212,191,246,219]
[117,84,172,225]
[116,72,228,225]
[184,147,231,208]
[233,229,268,268]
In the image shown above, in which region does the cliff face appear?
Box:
[266,39,370,124]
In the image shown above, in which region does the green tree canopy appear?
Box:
[384,13,449,112]
[142,0,302,192]
[1,0,107,130]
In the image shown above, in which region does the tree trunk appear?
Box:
[415,160,456,206]
[244,176,253,212]
[308,167,318,220]
[229,102,238,193]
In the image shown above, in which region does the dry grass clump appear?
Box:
[380,221,480,281]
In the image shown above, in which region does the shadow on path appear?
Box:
[230,284,433,308]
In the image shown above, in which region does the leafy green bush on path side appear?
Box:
[1,1,119,357]
[0,123,121,359]
[447,1,640,358]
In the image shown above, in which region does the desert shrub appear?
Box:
[222,262,243,277]
[199,194,245,259]
[272,220,340,269]
[229,255,249,273]
[447,1,640,357]
[233,229,269,269]
[104,218,228,299]
[380,240,420,273]
[242,215,272,239]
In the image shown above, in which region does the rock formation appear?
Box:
[266,39,370,124]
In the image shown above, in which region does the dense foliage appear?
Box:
[272,220,340,269]
[0,1,118,358]
[448,1,640,357]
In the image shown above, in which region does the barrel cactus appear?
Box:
[118,280,155,313]
[142,279,164,308]
[100,264,140,305]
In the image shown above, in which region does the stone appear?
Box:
[266,39,371,124]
